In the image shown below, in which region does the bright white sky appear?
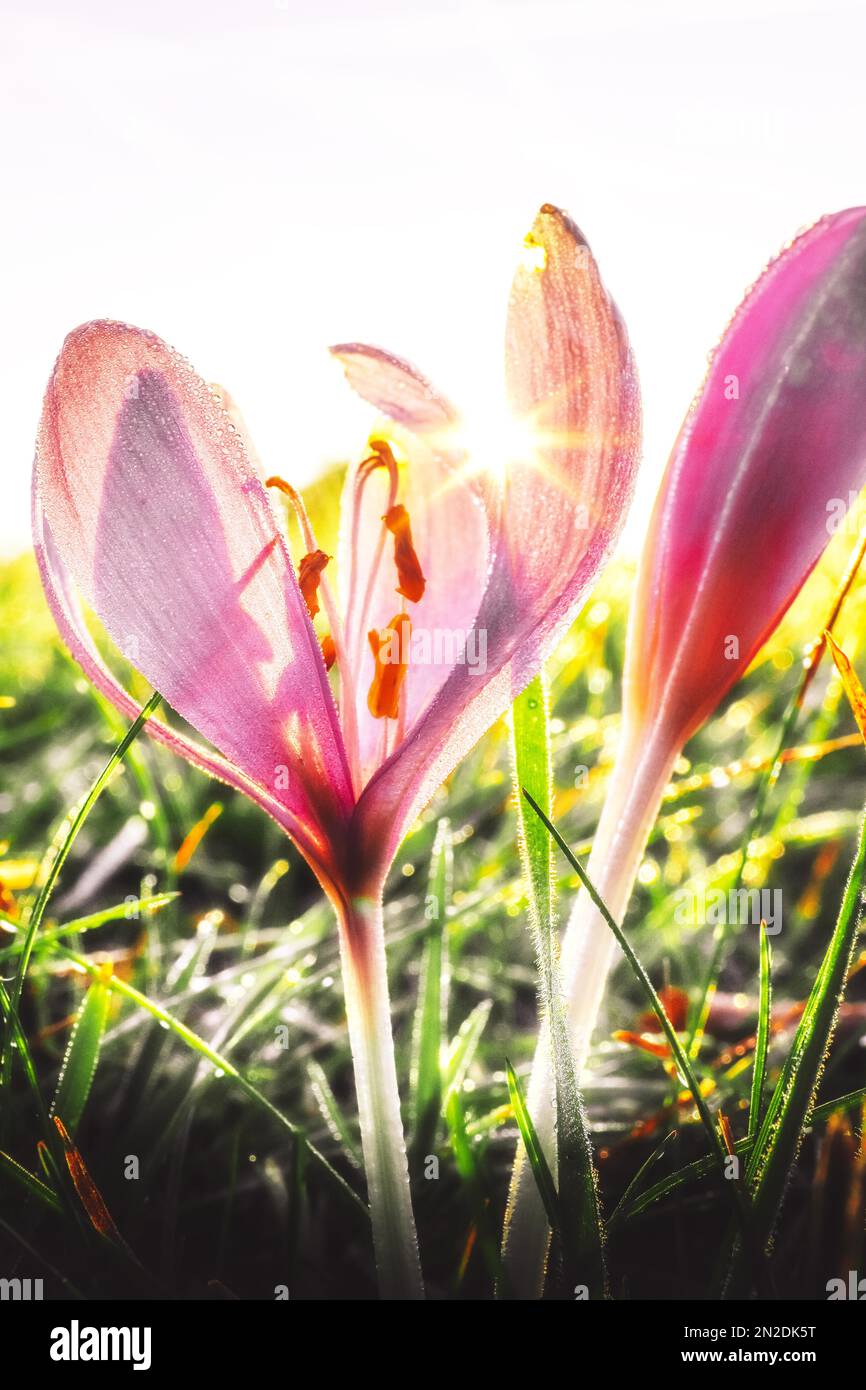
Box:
[2,0,865,555]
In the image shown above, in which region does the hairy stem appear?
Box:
[336,891,424,1300]
[501,723,677,1297]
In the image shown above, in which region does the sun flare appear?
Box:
[448,396,542,486]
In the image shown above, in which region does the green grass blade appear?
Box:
[0,979,53,1134]
[511,676,604,1295]
[606,1129,677,1227]
[812,1086,866,1123]
[165,911,220,993]
[687,687,801,1056]
[446,1085,503,1288]
[0,979,82,1222]
[725,800,866,1295]
[615,1136,753,1224]
[0,1149,61,1211]
[747,921,772,1147]
[51,967,112,1133]
[63,946,367,1221]
[512,675,554,932]
[91,686,174,865]
[1,691,162,1088]
[505,1058,559,1233]
[307,1059,362,1170]
[410,817,452,1164]
[522,789,746,1231]
[443,999,492,1094]
[0,893,178,960]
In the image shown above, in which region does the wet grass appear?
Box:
[2,533,866,1300]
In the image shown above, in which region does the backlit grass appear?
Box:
[2,522,866,1300]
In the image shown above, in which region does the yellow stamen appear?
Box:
[367,613,412,720]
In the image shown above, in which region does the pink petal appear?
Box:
[331,347,491,786]
[627,208,866,749]
[35,495,344,885]
[499,204,640,642]
[330,344,459,435]
[35,322,354,884]
[347,206,641,870]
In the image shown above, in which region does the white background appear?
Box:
[3,0,865,555]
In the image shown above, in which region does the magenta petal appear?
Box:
[627,208,866,749]
[350,206,641,865]
[35,322,354,880]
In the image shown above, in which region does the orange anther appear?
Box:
[367,613,412,720]
[297,549,330,620]
[383,505,426,603]
[321,634,336,671]
[367,438,397,467]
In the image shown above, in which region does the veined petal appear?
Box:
[330,344,459,436]
[498,204,640,645]
[627,207,866,748]
[35,322,354,875]
[349,206,641,866]
[331,349,490,786]
[34,496,348,889]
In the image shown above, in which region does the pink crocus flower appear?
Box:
[33,204,641,1299]
[503,206,866,1297]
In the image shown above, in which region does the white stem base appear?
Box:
[338,894,424,1299]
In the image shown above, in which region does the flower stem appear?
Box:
[501,723,676,1297]
[336,892,424,1299]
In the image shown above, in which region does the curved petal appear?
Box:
[330,344,460,436]
[350,205,641,868]
[35,321,354,877]
[331,348,491,786]
[34,494,349,890]
[626,207,866,749]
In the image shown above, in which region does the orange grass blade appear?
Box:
[172,801,223,873]
[53,1115,122,1242]
[826,632,866,748]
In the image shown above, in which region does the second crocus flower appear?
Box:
[504,206,866,1296]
